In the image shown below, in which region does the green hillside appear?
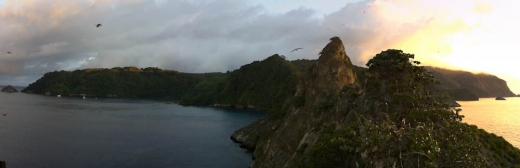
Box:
[425,66,516,99]
[22,54,301,109]
[181,54,301,108]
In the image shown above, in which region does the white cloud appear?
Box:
[0,0,518,94]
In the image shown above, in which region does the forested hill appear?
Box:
[22,67,202,98]
[22,54,301,109]
[424,66,516,98]
[181,55,301,108]
[290,60,515,100]
[232,38,520,167]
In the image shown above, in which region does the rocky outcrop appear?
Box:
[496,97,506,100]
[450,100,461,107]
[1,85,19,93]
[232,37,360,167]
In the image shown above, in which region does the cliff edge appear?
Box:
[232,37,520,167]
[232,37,361,167]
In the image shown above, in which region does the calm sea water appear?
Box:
[459,97,520,148]
[0,91,264,168]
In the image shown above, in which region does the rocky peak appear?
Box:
[242,37,361,167]
[1,85,19,93]
[316,37,356,85]
[297,36,358,104]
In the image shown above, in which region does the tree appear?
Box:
[302,49,484,167]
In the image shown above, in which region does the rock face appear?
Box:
[496,97,506,100]
[425,66,516,98]
[232,37,360,167]
[1,85,19,93]
[449,100,461,107]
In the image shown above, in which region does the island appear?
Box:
[20,37,520,167]
[231,37,520,167]
[1,85,19,93]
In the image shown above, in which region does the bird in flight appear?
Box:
[291,48,303,52]
[7,52,11,54]
[2,113,6,116]
[96,23,103,28]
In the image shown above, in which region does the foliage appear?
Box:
[22,54,302,110]
[470,125,520,167]
[297,49,510,167]
[291,59,316,74]
[22,67,200,99]
[180,73,229,105]
[425,66,516,98]
[215,54,301,108]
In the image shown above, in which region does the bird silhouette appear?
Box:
[96,23,103,28]
[7,52,11,54]
[2,113,6,116]
[291,48,303,52]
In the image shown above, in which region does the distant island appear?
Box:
[1,85,19,93]
[21,56,515,109]
[20,37,520,167]
[424,66,516,100]
[22,56,301,110]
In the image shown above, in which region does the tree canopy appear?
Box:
[299,49,520,167]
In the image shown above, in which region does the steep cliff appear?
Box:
[233,38,520,167]
[425,66,516,98]
[232,37,361,167]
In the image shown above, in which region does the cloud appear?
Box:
[0,0,498,88]
[473,1,492,13]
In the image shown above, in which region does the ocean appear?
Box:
[459,97,520,148]
[1,90,518,167]
[0,91,264,168]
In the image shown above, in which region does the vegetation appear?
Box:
[351,64,515,100]
[297,49,520,167]
[425,66,516,99]
[21,37,520,167]
[448,89,479,101]
[291,59,315,74]
[22,67,201,99]
[22,54,300,109]
[213,54,301,108]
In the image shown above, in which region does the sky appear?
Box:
[0,0,519,93]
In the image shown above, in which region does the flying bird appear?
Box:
[7,52,11,54]
[291,48,303,53]
[96,23,103,28]
[2,113,6,116]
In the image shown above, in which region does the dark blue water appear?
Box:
[0,91,264,168]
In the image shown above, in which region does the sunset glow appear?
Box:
[0,0,519,93]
